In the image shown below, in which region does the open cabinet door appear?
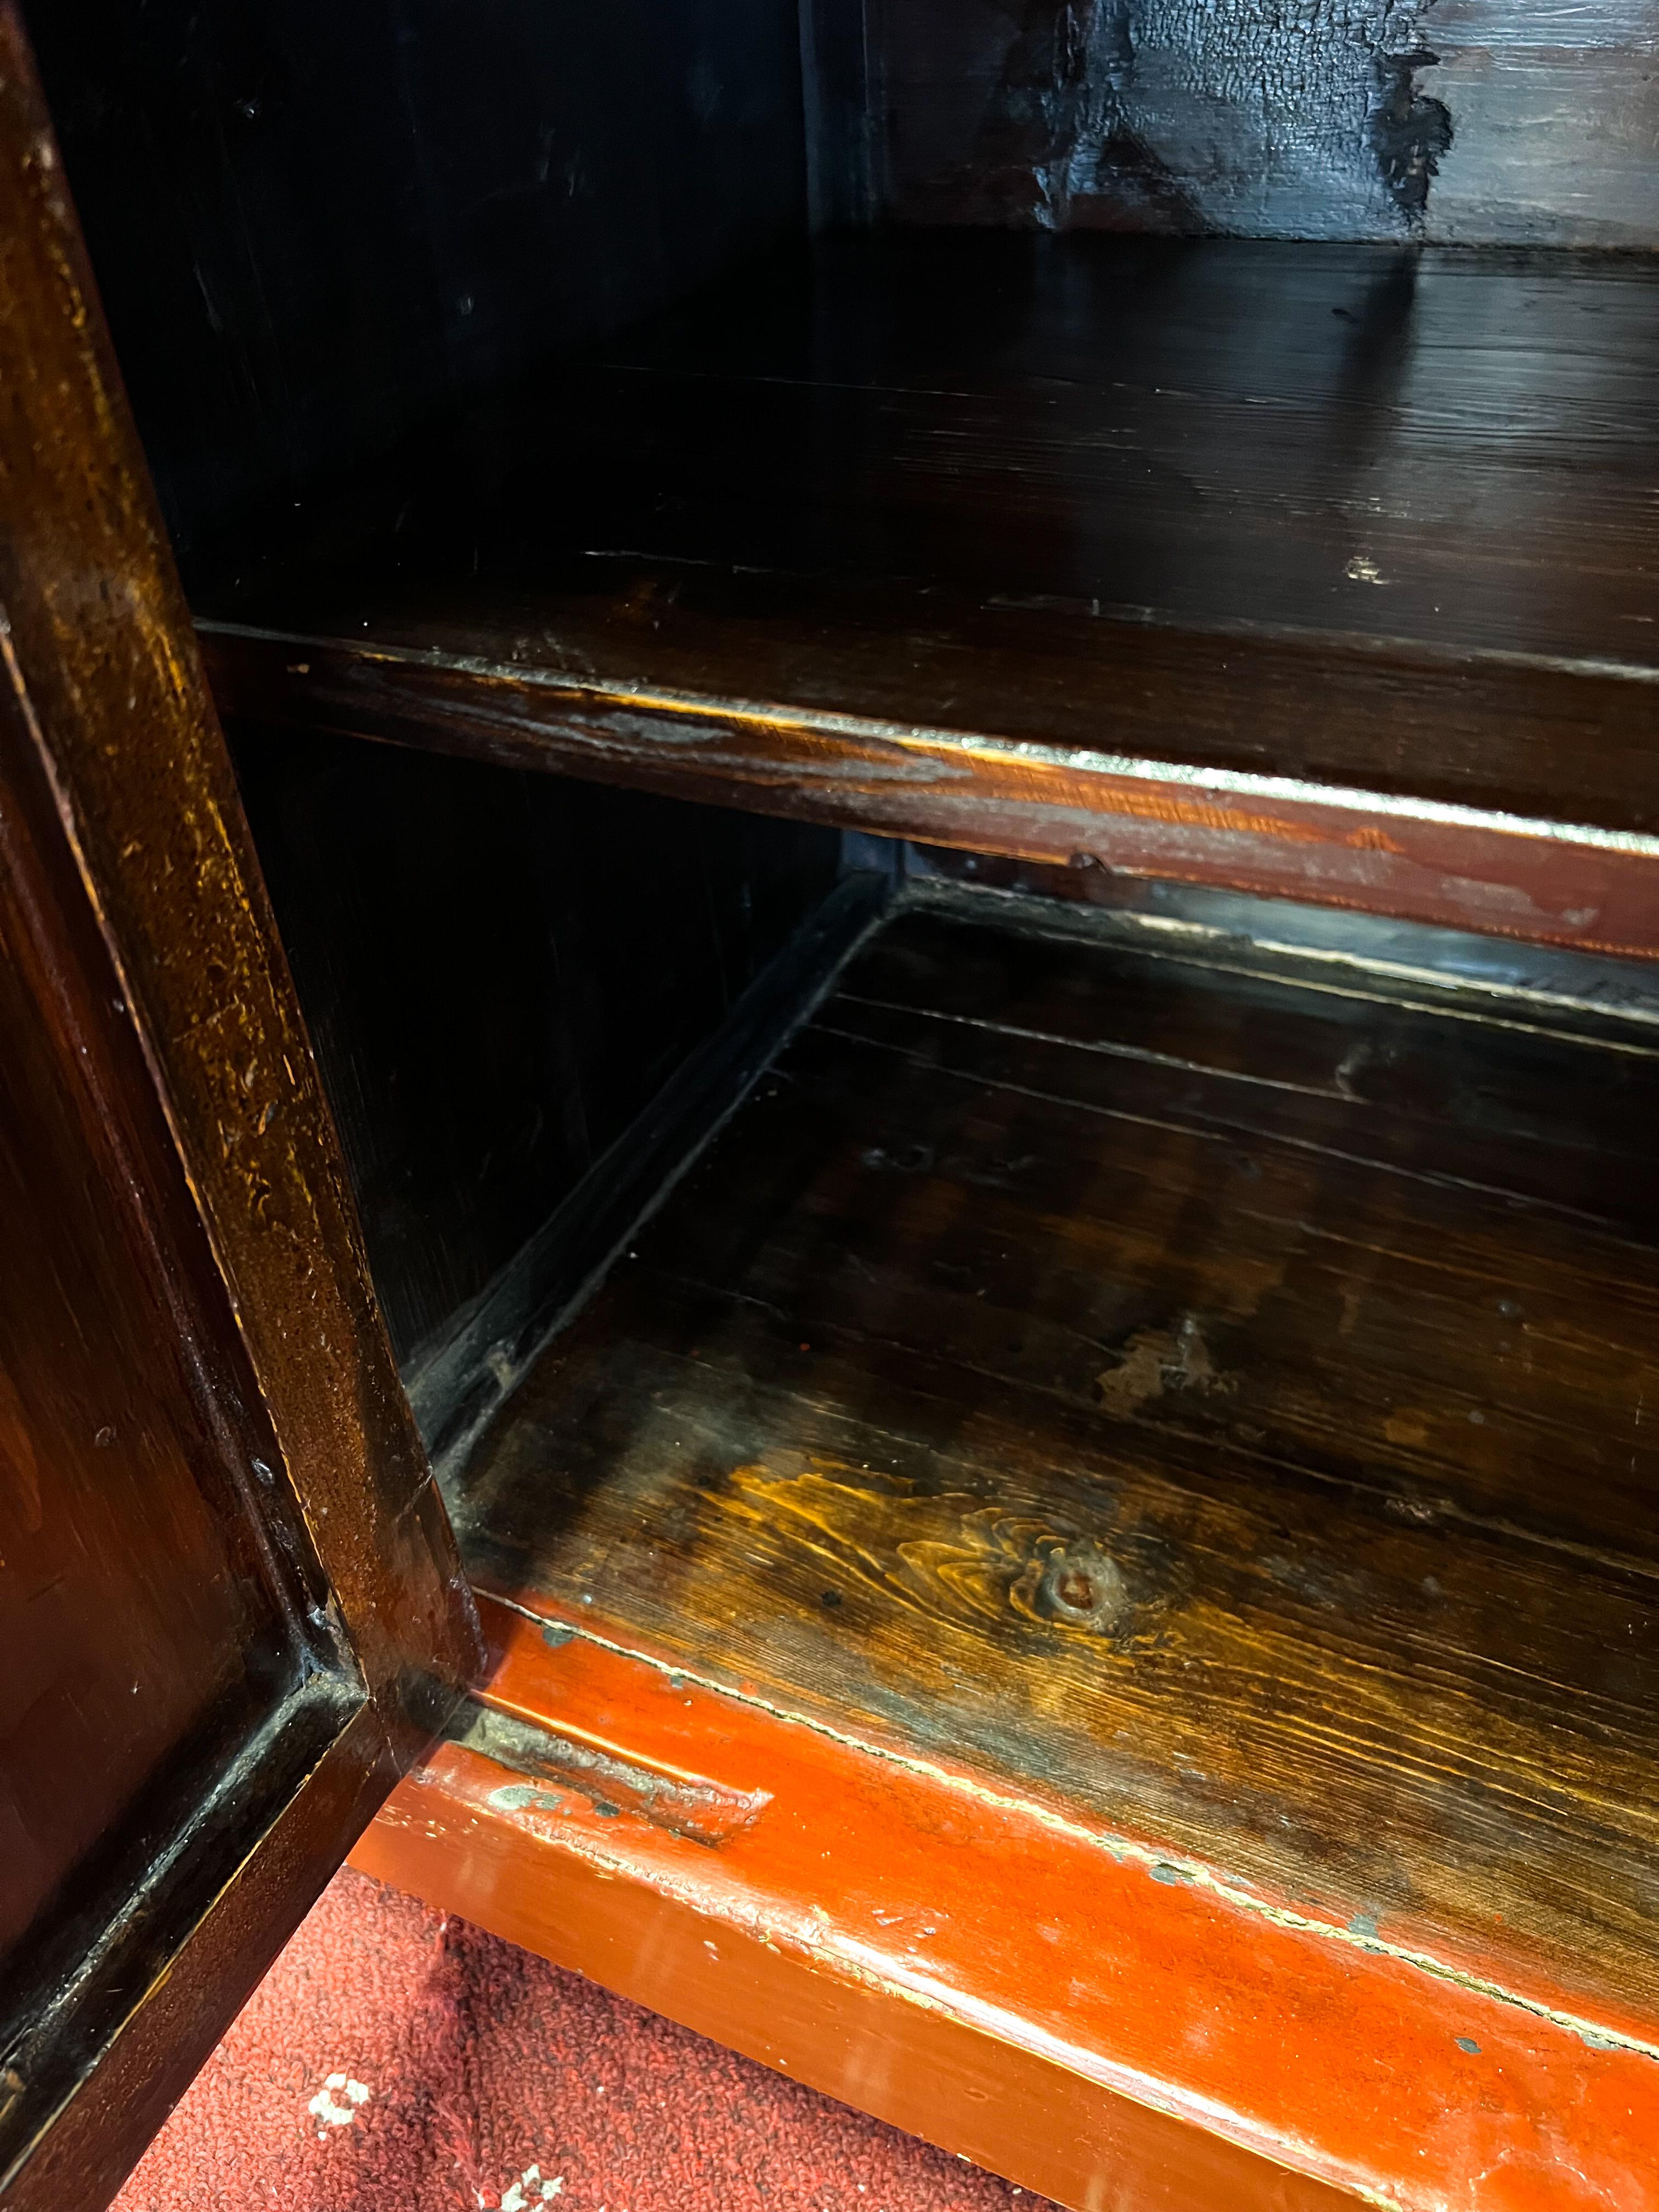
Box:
[0,10,484,2206]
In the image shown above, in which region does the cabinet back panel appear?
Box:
[870,0,1659,245]
[230,726,840,1368]
[27,0,807,571]
[858,0,1659,246]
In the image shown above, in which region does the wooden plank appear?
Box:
[871,0,1659,245]
[441,902,1659,2064]
[198,233,1659,955]
[354,1595,1659,2212]
[902,843,1659,1027]
[0,0,479,1748]
[201,618,1659,959]
[0,13,479,2200]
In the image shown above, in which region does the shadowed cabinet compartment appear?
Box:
[350,868,1659,2212]
[449,891,1659,2023]
[12,1,1659,2207]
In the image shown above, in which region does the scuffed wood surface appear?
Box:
[0,11,478,2198]
[872,0,1659,244]
[359,1600,1659,2212]
[449,901,1659,2033]
[0,1,478,1742]
[0,655,293,1973]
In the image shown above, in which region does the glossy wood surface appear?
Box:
[357,1593,1659,2212]
[446,894,1659,2047]
[0,575,301,2036]
[202,232,1659,955]
[0,12,479,2200]
[0,0,478,1764]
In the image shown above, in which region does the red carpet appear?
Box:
[114,1867,1054,2211]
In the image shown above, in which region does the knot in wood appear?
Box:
[1037,1541,1130,1634]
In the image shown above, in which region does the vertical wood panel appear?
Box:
[868,0,1659,243]
[0,11,481,2188]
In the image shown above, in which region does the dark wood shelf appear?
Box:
[449,892,1659,2030]
[199,232,1659,953]
[401,890,1659,2204]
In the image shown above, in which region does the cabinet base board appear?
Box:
[353,1595,1659,2212]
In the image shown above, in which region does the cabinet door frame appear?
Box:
[0,8,482,2202]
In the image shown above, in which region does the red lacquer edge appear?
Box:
[350,1594,1659,2212]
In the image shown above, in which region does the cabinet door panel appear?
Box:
[0,9,482,2204]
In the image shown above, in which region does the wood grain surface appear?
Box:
[200,232,1659,954]
[0,591,301,2019]
[448,897,1659,2034]
[356,1598,1659,2212]
[0,0,479,1753]
[0,12,478,2200]
[872,0,1659,245]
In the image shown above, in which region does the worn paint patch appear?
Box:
[455,1700,772,1847]
[1368,32,1453,222]
[884,0,1453,237]
[1096,1314,1234,1414]
[488,1781,572,1816]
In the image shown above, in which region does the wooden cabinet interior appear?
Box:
[227,728,845,1381]
[246,780,1659,2211]
[22,0,1659,2205]
[196,230,1659,956]
[357,859,1659,2211]
[35,2,1659,960]
[448,880,1659,2017]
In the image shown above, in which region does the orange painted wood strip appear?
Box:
[352,1595,1659,2212]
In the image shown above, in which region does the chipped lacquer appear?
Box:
[357,1596,1659,2212]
